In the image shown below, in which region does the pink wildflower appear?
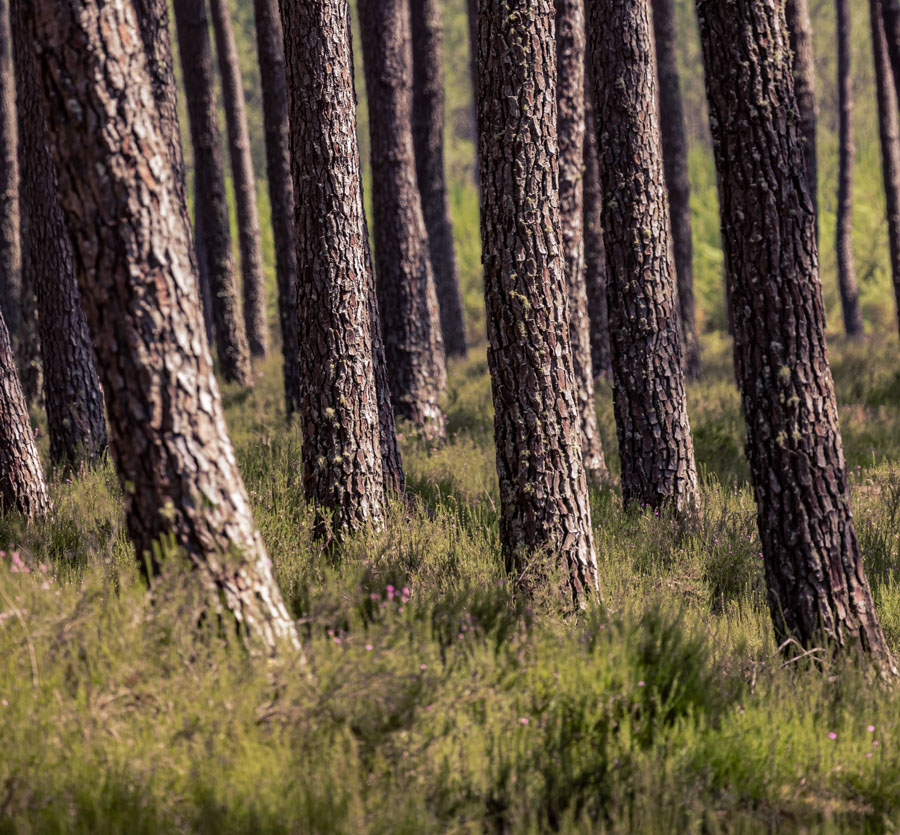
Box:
[828,732,837,740]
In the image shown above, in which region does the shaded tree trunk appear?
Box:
[651,0,700,379]
[282,0,391,532]
[11,0,107,466]
[172,0,252,386]
[785,0,818,230]
[26,0,298,654]
[880,0,900,112]
[696,0,894,671]
[557,0,608,485]
[835,0,863,338]
[587,0,699,513]
[15,272,40,403]
[874,0,900,338]
[253,0,301,417]
[465,0,480,191]
[410,0,468,359]
[358,0,447,440]
[0,306,48,518]
[0,0,19,342]
[477,0,599,607]
[209,0,268,359]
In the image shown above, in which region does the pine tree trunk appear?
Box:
[465,0,480,191]
[15,273,40,403]
[696,0,894,671]
[583,71,612,380]
[835,0,864,338]
[281,0,392,532]
[193,203,216,345]
[477,0,599,607]
[785,0,818,229]
[11,0,108,467]
[0,306,49,519]
[880,0,900,111]
[253,0,301,417]
[0,0,19,343]
[209,0,268,359]
[651,0,701,379]
[587,0,699,513]
[874,0,900,339]
[358,0,447,440]
[557,0,608,485]
[26,0,299,655]
[172,0,252,387]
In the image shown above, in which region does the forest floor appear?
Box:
[3,332,900,832]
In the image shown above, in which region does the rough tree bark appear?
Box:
[785,0,818,230]
[410,0,468,359]
[557,0,608,485]
[172,0,252,386]
[587,0,699,513]
[26,0,299,654]
[835,0,864,337]
[880,0,900,113]
[873,0,900,337]
[696,0,894,670]
[477,0,599,607]
[650,0,701,379]
[209,0,268,359]
[253,0,301,417]
[11,0,108,466]
[358,0,447,439]
[0,0,19,342]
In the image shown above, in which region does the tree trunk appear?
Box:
[0,0,19,343]
[784,0,818,231]
[650,0,701,379]
[835,0,864,338]
[465,0,480,191]
[696,0,894,671]
[25,0,298,655]
[253,0,301,417]
[880,0,900,115]
[11,0,108,467]
[172,0,252,387]
[583,70,612,380]
[209,0,268,359]
[874,0,900,338]
[410,0,468,359]
[587,0,699,514]
[15,272,40,403]
[477,0,599,607]
[0,306,49,519]
[358,0,447,440]
[557,0,608,485]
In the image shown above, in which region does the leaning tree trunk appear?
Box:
[874,0,900,337]
[587,0,699,513]
[785,0,818,231]
[696,0,894,671]
[835,0,864,338]
[282,0,391,533]
[172,0,252,387]
[477,0,599,608]
[358,0,447,440]
[651,0,701,379]
[583,69,612,379]
[0,0,19,343]
[557,0,608,485]
[253,0,301,417]
[880,0,900,113]
[11,0,108,467]
[410,0,468,359]
[25,0,298,655]
[209,0,268,359]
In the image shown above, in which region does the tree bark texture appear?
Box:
[11,0,108,466]
[15,270,40,403]
[477,0,599,607]
[281,0,389,532]
[172,0,252,386]
[556,0,608,485]
[650,0,700,379]
[465,0,480,191]
[410,0,468,359]
[835,0,864,338]
[253,0,301,417]
[358,0,448,440]
[696,0,894,670]
[587,0,699,513]
[0,0,19,342]
[880,0,900,121]
[784,0,818,229]
[27,0,299,655]
[874,0,900,338]
[209,0,268,359]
